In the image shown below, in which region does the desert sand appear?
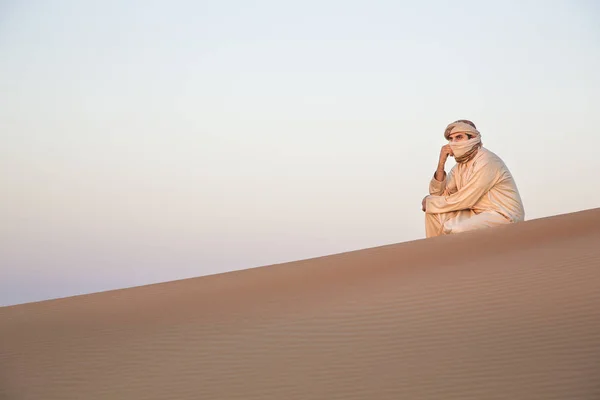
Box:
[1,208,600,399]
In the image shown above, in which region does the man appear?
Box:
[422,119,525,238]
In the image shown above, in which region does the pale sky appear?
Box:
[1,0,599,306]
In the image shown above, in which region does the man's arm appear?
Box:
[435,144,453,181]
[426,159,500,214]
[429,144,454,196]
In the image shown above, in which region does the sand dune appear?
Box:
[2,208,600,399]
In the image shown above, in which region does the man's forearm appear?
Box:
[434,146,452,182]
[434,163,446,182]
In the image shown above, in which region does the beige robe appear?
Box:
[425,147,525,238]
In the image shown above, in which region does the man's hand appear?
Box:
[434,144,453,182]
[422,196,429,212]
[439,144,453,163]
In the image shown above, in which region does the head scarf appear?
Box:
[444,120,482,164]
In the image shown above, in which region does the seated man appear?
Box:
[422,119,525,238]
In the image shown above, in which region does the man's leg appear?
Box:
[444,211,510,234]
[425,212,446,238]
[425,210,474,238]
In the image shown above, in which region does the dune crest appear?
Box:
[2,208,600,399]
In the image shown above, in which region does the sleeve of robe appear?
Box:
[426,158,500,214]
[429,168,457,196]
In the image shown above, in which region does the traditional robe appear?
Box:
[425,147,525,238]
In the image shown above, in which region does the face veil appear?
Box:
[444,121,482,164]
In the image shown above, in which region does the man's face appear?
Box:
[448,132,470,143]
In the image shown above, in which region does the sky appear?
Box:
[1,0,599,306]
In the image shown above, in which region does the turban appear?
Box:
[444,120,480,140]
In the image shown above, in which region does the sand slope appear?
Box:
[2,208,600,399]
